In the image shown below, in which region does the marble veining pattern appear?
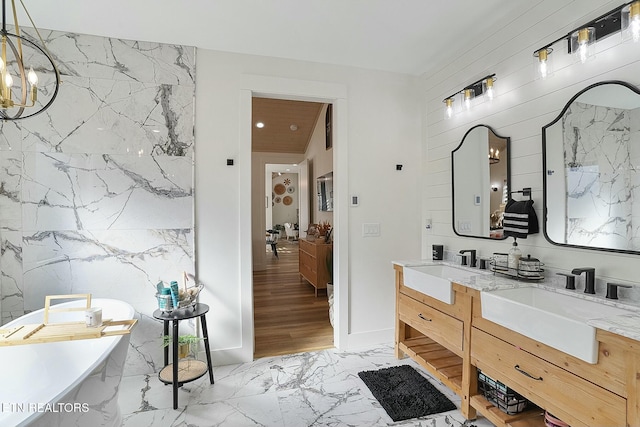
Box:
[118,345,491,427]
[0,28,196,375]
[562,101,640,249]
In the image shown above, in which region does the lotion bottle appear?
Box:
[508,240,521,270]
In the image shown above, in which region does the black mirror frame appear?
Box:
[451,124,511,240]
[542,80,640,255]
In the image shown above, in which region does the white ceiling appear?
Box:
[19,0,530,76]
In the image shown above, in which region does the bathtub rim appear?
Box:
[1,298,136,427]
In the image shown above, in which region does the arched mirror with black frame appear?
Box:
[452,124,511,240]
[543,80,640,254]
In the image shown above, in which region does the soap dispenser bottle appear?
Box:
[508,239,521,270]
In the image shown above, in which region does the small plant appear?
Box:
[317,221,331,237]
[162,334,203,348]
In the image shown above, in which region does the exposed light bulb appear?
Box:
[632,19,640,42]
[4,73,13,88]
[463,89,474,110]
[443,98,454,119]
[578,43,589,64]
[536,48,550,79]
[0,58,4,73]
[631,2,640,42]
[485,78,495,101]
[572,27,594,64]
[255,122,265,128]
[27,67,38,86]
[539,60,548,78]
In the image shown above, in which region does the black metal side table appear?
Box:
[153,303,214,409]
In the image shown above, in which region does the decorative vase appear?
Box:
[178,343,190,359]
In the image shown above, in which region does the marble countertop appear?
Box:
[393,259,640,342]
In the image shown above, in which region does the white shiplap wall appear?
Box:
[421,0,640,299]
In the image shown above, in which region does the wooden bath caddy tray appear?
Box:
[0,294,137,347]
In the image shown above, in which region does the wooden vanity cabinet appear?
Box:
[394,264,476,419]
[469,288,636,427]
[394,265,640,427]
[299,239,332,296]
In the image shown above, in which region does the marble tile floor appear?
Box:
[118,344,494,427]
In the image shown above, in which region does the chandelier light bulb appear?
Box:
[27,67,38,86]
[5,73,13,88]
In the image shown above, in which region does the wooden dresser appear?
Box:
[299,239,332,296]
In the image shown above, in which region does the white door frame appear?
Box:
[239,74,348,361]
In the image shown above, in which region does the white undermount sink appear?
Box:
[403,264,488,304]
[481,286,633,364]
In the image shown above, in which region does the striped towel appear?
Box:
[503,199,539,238]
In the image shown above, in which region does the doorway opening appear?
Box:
[251,98,335,358]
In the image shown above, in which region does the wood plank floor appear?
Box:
[253,239,334,358]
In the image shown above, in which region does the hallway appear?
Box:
[253,239,334,358]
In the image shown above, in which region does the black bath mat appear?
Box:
[358,365,457,422]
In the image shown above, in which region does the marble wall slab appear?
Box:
[563,102,639,250]
[0,28,195,374]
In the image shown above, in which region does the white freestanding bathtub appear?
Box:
[0,298,136,427]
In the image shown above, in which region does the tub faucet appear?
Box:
[571,267,596,294]
[459,250,477,268]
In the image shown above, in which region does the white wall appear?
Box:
[305,104,334,225]
[421,0,640,298]
[195,50,422,363]
[271,173,299,227]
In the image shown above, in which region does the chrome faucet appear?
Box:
[459,250,477,268]
[571,267,596,294]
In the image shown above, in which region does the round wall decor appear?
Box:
[274,183,286,195]
[287,186,295,193]
[274,196,281,203]
[283,196,293,206]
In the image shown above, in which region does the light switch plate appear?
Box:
[362,223,381,237]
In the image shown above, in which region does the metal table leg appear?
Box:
[172,319,179,409]
[163,320,169,366]
[200,314,215,384]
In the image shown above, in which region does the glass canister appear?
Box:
[518,254,544,277]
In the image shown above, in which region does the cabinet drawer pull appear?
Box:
[418,313,432,321]
[514,365,543,381]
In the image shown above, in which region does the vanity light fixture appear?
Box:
[442,73,496,117]
[622,1,640,42]
[533,1,637,73]
[533,47,553,79]
[0,0,60,120]
[483,77,496,101]
[463,89,474,111]
[571,27,596,63]
[443,97,455,119]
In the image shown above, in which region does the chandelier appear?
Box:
[489,147,500,164]
[0,0,60,120]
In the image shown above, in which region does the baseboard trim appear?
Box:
[344,328,394,351]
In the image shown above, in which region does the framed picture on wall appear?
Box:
[325,104,333,150]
